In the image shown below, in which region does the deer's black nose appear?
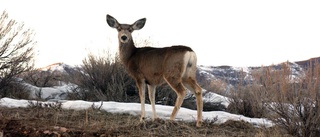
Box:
[121,35,127,41]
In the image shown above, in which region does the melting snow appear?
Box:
[0,97,273,127]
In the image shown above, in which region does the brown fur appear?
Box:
[126,46,193,85]
[106,14,203,127]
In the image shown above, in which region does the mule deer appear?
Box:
[106,14,203,127]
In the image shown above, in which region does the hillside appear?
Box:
[295,56,320,69]
[16,56,316,112]
[196,60,306,94]
[1,56,319,136]
[198,57,320,86]
[39,57,319,89]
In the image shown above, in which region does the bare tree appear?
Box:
[23,68,63,87]
[0,11,36,97]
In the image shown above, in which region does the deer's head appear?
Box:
[106,14,146,44]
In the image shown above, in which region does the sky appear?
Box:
[1,0,320,67]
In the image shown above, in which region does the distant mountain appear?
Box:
[196,58,311,88]
[295,56,320,69]
[38,62,79,76]
[40,56,319,88]
[39,62,65,71]
[29,56,318,111]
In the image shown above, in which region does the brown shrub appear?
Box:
[227,68,269,118]
[266,62,320,137]
[67,52,138,102]
[22,68,64,87]
[227,84,269,118]
[227,62,320,137]
[0,81,30,99]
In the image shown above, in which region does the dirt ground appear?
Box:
[0,106,288,137]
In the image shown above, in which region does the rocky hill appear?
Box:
[196,57,318,88]
[40,57,320,89]
[295,56,320,69]
[24,57,318,111]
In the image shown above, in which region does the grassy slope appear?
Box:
[0,107,289,137]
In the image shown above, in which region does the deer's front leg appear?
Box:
[147,85,157,121]
[136,81,146,121]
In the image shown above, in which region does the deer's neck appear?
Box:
[118,40,136,65]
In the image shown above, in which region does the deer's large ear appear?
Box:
[106,14,119,28]
[132,18,146,30]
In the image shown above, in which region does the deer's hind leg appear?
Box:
[183,77,203,127]
[164,76,187,120]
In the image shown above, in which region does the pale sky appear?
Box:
[1,0,320,67]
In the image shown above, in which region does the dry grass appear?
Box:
[0,106,288,137]
[227,62,320,137]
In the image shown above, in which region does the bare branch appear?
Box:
[0,10,35,96]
